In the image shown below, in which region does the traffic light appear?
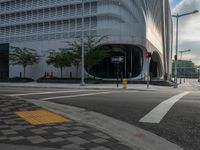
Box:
[174,55,177,60]
[145,52,151,58]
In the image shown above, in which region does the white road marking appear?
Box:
[139,91,190,123]
[0,89,27,92]
[39,90,137,101]
[9,90,105,97]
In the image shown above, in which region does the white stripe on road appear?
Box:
[39,91,136,101]
[139,91,190,123]
[9,90,105,97]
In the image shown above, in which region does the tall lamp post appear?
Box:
[80,0,85,86]
[179,49,191,84]
[172,10,198,88]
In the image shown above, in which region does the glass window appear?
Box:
[63,6,69,17]
[70,5,76,16]
[0,3,5,11]
[50,21,56,33]
[56,21,62,32]
[63,20,69,31]
[70,19,75,31]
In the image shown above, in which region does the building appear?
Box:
[0,0,173,80]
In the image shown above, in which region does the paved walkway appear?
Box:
[0,96,132,150]
[0,82,171,91]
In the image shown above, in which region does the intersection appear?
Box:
[0,80,200,150]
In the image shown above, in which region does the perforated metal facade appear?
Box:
[0,0,173,80]
[0,0,97,43]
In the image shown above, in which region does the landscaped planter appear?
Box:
[9,77,34,83]
[36,77,174,86]
[37,77,103,84]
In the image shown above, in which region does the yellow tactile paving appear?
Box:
[15,109,70,125]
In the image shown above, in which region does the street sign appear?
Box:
[111,56,124,63]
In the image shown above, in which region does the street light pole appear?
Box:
[172,10,198,88]
[174,16,179,88]
[80,0,85,86]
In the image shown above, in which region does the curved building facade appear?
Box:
[0,0,173,80]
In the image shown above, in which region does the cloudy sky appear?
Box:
[169,0,200,65]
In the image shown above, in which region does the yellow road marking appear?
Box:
[15,109,70,125]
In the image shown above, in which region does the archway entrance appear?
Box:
[87,45,143,79]
[149,52,162,78]
[0,43,9,80]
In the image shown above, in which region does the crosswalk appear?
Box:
[179,79,200,88]
[0,86,199,150]
[8,89,105,97]
[1,87,194,124]
[7,88,138,101]
[139,91,190,123]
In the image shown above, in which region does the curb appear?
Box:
[0,83,167,92]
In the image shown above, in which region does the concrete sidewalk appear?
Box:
[0,82,171,91]
[0,96,132,150]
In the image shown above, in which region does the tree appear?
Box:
[46,49,72,78]
[9,47,40,78]
[63,40,81,78]
[64,35,110,77]
[84,35,110,71]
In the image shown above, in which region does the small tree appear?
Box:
[46,49,72,78]
[10,47,40,78]
[65,35,110,76]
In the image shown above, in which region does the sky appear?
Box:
[169,0,200,65]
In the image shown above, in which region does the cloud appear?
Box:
[182,53,199,62]
[169,0,182,8]
[172,0,200,65]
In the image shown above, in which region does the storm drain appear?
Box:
[15,109,70,125]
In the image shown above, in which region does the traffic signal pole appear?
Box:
[145,52,151,88]
[147,57,151,88]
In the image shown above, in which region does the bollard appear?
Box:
[122,79,127,89]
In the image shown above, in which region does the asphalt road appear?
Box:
[0,85,200,150]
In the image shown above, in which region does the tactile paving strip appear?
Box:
[15,109,70,125]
